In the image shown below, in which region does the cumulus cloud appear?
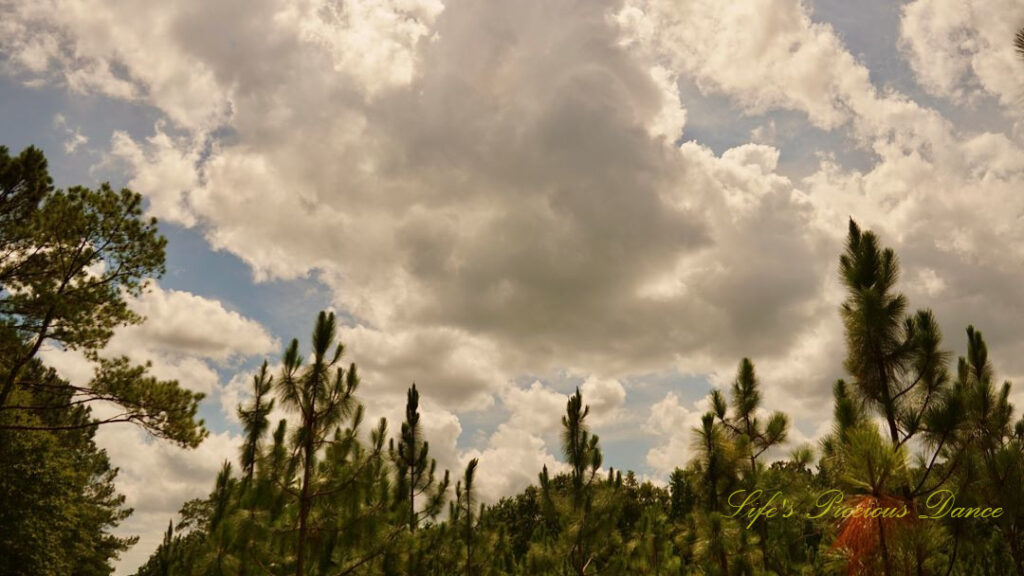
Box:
[458,380,571,504]
[296,0,445,95]
[100,428,242,573]
[455,376,629,503]
[900,0,1024,107]
[645,391,705,476]
[340,325,503,411]
[52,113,88,153]
[64,284,278,397]
[14,0,842,500]
[110,127,202,226]
[17,0,823,391]
[501,380,570,435]
[461,423,567,505]
[117,284,277,363]
[615,0,1024,404]
[579,376,627,426]
[0,0,225,127]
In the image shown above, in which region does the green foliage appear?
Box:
[278,311,363,575]
[0,145,210,576]
[528,388,623,575]
[391,383,449,535]
[0,358,135,575]
[238,361,275,483]
[0,144,205,447]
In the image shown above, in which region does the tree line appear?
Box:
[2,140,1024,576]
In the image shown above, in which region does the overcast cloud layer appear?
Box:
[4,0,1024,572]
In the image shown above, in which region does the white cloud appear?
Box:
[9,0,836,402]
[295,0,445,96]
[579,376,627,426]
[118,285,277,362]
[461,423,567,505]
[500,380,569,435]
[99,427,242,574]
[900,0,1024,108]
[644,392,704,476]
[455,376,628,503]
[86,285,277,395]
[644,65,687,140]
[0,0,225,128]
[110,127,202,226]
[341,325,503,411]
[53,113,88,154]
[614,0,861,130]
[616,0,1024,392]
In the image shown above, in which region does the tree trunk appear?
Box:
[878,515,893,576]
[296,419,314,576]
[296,381,317,576]
[465,506,472,576]
[1010,530,1024,576]
[0,309,54,408]
[717,546,729,576]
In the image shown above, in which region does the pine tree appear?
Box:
[691,412,738,574]
[0,146,205,447]
[838,219,949,451]
[276,311,360,576]
[834,220,967,575]
[711,359,789,481]
[560,388,612,575]
[390,383,449,576]
[392,383,449,534]
[708,358,788,571]
[458,458,479,576]
[238,361,275,484]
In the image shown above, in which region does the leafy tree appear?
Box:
[0,145,205,446]
[0,357,136,575]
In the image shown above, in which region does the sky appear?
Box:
[2,0,1024,572]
